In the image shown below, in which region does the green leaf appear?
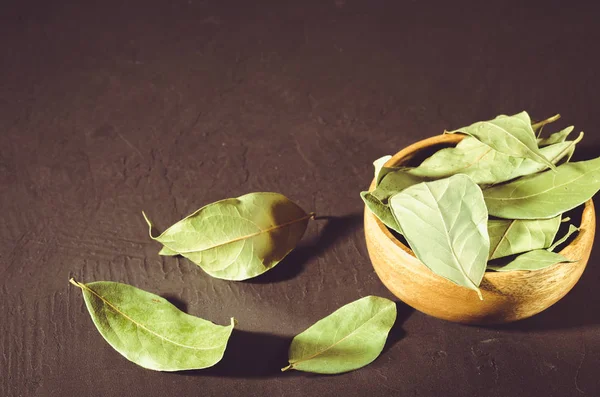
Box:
[143,192,313,280]
[159,246,179,256]
[360,191,403,234]
[372,155,395,185]
[282,296,396,374]
[69,279,234,371]
[371,169,428,203]
[389,174,489,299]
[407,133,581,185]
[548,224,579,252]
[487,216,561,260]
[537,126,574,146]
[446,111,556,170]
[484,156,600,219]
[487,250,574,272]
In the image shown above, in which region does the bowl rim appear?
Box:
[368,133,596,279]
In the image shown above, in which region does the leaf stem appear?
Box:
[532,113,561,131]
[69,278,83,288]
[281,364,293,372]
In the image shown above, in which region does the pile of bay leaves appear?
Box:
[362,111,600,299]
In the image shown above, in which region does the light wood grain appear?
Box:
[364,134,596,324]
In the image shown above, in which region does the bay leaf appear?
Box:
[407,133,581,185]
[69,279,234,371]
[446,111,556,170]
[360,191,403,234]
[537,126,574,146]
[548,224,579,252]
[159,246,179,256]
[484,156,600,219]
[487,216,561,260]
[389,174,489,298]
[487,249,574,272]
[281,296,396,374]
[143,192,313,280]
[371,169,428,203]
[372,155,395,185]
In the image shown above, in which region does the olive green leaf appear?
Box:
[372,155,396,185]
[406,133,582,185]
[548,224,579,252]
[371,169,428,203]
[389,174,489,299]
[484,156,600,219]
[487,216,561,260]
[487,250,574,272]
[532,113,561,137]
[143,192,314,280]
[446,111,556,170]
[537,126,574,146]
[360,191,402,234]
[69,279,234,371]
[282,296,396,374]
[159,246,179,256]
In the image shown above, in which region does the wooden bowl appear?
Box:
[364,134,596,324]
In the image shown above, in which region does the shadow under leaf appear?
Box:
[180,299,413,379]
[247,213,363,284]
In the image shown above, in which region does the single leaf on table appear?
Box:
[389,174,490,299]
[488,216,561,260]
[548,224,579,252]
[446,111,556,170]
[360,191,403,234]
[143,192,313,280]
[370,169,428,203]
[487,250,574,272]
[69,279,234,371]
[407,133,582,185]
[282,296,396,374]
[483,156,600,219]
[372,155,397,185]
[537,126,574,146]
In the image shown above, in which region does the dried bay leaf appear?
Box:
[537,126,574,146]
[484,156,600,219]
[548,224,579,252]
[446,111,556,170]
[407,133,581,185]
[487,216,561,260]
[372,155,395,185]
[370,169,428,203]
[282,296,396,374]
[389,174,489,298]
[360,191,403,234]
[69,279,234,371]
[159,246,179,256]
[144,192,313,281]
[487,250,574,272]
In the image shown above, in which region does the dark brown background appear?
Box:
[1,1,599,396]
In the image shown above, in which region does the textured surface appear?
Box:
[1,0,600,396]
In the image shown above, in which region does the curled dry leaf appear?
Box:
[70,279,234,371]
[144,192,314,280]
[282,296,396,374]
[484,156,600,219]
[446,111,556,170]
